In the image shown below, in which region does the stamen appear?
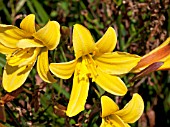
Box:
[11,49,22,56]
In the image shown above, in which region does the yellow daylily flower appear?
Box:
[0,14,60,92]
[100,93,144,127]
[49,24,141,117]
[132,37,170,73]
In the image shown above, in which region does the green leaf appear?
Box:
[0,1,11,23]
[15,0,27,13]
[114,0,122,6]
[31,0,49,24]
[0,54,6,68]
[26,0,41,24]
[52,82,70,99]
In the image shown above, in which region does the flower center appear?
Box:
[76,54,99,81]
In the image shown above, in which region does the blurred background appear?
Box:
[0,0,170,127]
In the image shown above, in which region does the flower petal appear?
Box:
[37,47,56,83]
[3,63,34,92]
[20,14,36,34]
[96,27,117,55]
[0,24,31,48]
[94,73,127,96]
[66,62,90,117]
[101,96,119,117]
[73,24,96,59]
[115,93,144,123]
[158,55,170,70]
[125,124,131,127]
[101,115,127,127]
[94,52,141,75]
[131,62,164,81]
[17,39,44,48]
[89,60,127,96]
[49,60,77,79]
[33,21,60,50]
[100,119,113,127]
[7,48,40,67]
[0,43,16,55]
[133,37,170,72]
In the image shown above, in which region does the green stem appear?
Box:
[60,46,67,62]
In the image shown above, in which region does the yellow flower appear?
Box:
[49,24,141,117]
[132,37,170,73]
[100,94,144,127]
[0,14,60,92]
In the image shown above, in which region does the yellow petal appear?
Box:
[125,124,131,127]
[94,52,141,75]
[101,115,126,127]
[101,96,119,117]
[37,47,56,83]
[159,37,170,47]
[3,63,34,92]
[49,60,77,79]
[133,37,170,72]
[18,48,40,67]
[0,43,16,55]
[17,39,44,48]
[7,48,40,67]
[89,62,127,96]
[96,27,117,55]
[20,14,36,34]
[0,25,31,48]
[158,55,170,70]
[109,115,127,127]
[73,24,96,59]
[100,119,113,127]
[33,21,60,50]
[66,63,90,117]
[115,93,144,123]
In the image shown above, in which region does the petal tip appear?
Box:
[66,107,84,117]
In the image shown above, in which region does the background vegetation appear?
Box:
[0,0,170,127]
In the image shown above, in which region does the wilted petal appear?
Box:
[0,43,16,55]
[0,25,31,48]
[66,63,90,117]
[133,37,170,72]
[3,63,34,92]
[73,24,96,59]
[96,27,117,55]
[132,62,164,81]
[33,21,60,50]
[37,47,56,83]
[20,14,36,34]
[17,39,44,48]
[89,61,127,96]
[115,93,144,123]
[49,60,77,79]
[94,52,141,75]
[101,115,126,127]
[101,96,119,117]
